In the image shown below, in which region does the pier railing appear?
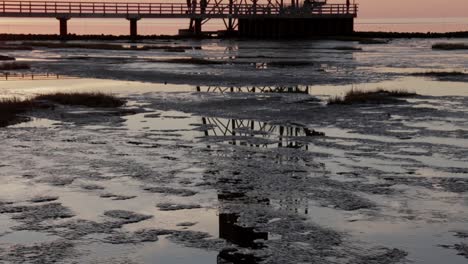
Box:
[0,1,358,17]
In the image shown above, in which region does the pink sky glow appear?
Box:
[330,0,468,18]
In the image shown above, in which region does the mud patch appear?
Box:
[0,202,74,224]
[0,240,75,264]
[29,196,59,203]
[103,210,153,224]
[156,203,202,211]
[104,229,171,244]
[352,248,408,264]
[143,186,197,197]
[99,193,137,200]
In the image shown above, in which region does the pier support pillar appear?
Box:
[194,19,202,35]
[127,17,141,39]
[57,17,70,40]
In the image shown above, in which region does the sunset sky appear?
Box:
[330,0,468,18]
[64,0,468,19]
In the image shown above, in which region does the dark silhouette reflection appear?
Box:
[278,197,309,215]
[201,117,324,150]
[219,213,268,248]
[203,117,322,263]
[195,85,310,94]
[218,248,262,264]
[217,189,268,264]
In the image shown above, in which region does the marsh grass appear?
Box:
[328,89,417,105]
[412,71,466,77]
[0,92,125,127]
[432,43,468,50]
[332,46,363,51]
[0,62,30,70]
[34,92,126,108]
[0,98,38,127]
[0,45,33,50]
[0,55,15,61]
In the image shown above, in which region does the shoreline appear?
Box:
[1,31,468,41]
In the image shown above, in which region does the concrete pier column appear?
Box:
[194,19,202,35]
[127,16,141,39]
[57,17,70,39]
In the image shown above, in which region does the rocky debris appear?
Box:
[440,243,468,259]
[104,228,225,249]
[80,184,105,190]
[29,196,59,203]
[454,243,468,258]
[454,231,468,238]
[143,186,197,197]
[53,219,122,239]
[0,240,75,264]
[309,188,375,211]
[438,178,468,193]
[0,202,74,224]
[176,222,197,227]
[103,210,153,224]
[104,229,172,244]
[99,193,137,200]
[352,248,408,264]
[383,176,468,193]
[40,176,75,186]
[218,248,263,264]
[167,230,226,250]
[156,203,202,211]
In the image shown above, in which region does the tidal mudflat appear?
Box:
[0,38,467,263]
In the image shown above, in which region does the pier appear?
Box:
[0,0,358,38]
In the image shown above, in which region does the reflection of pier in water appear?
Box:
[196,85,310,94]
[200,117,320,262]
[201,117,326,150]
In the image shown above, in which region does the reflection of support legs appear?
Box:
[57,17,70,40]
[228,0,234,32]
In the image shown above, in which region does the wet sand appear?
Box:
[0,38,467,263]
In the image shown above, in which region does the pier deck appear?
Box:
[0,1,358,37]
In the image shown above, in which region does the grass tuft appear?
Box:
[34,92,126,108]
[328,89,417,105]
[332,46,363,51]
[432,43,468,50]
[0,92,125,127]
[0,55,15,61]
[0,98,38,127]
[412,71,466,77]
[0,62,30,70]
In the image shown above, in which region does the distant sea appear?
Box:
[0,17,467,35]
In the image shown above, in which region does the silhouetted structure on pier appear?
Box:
[0,0,357,38]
